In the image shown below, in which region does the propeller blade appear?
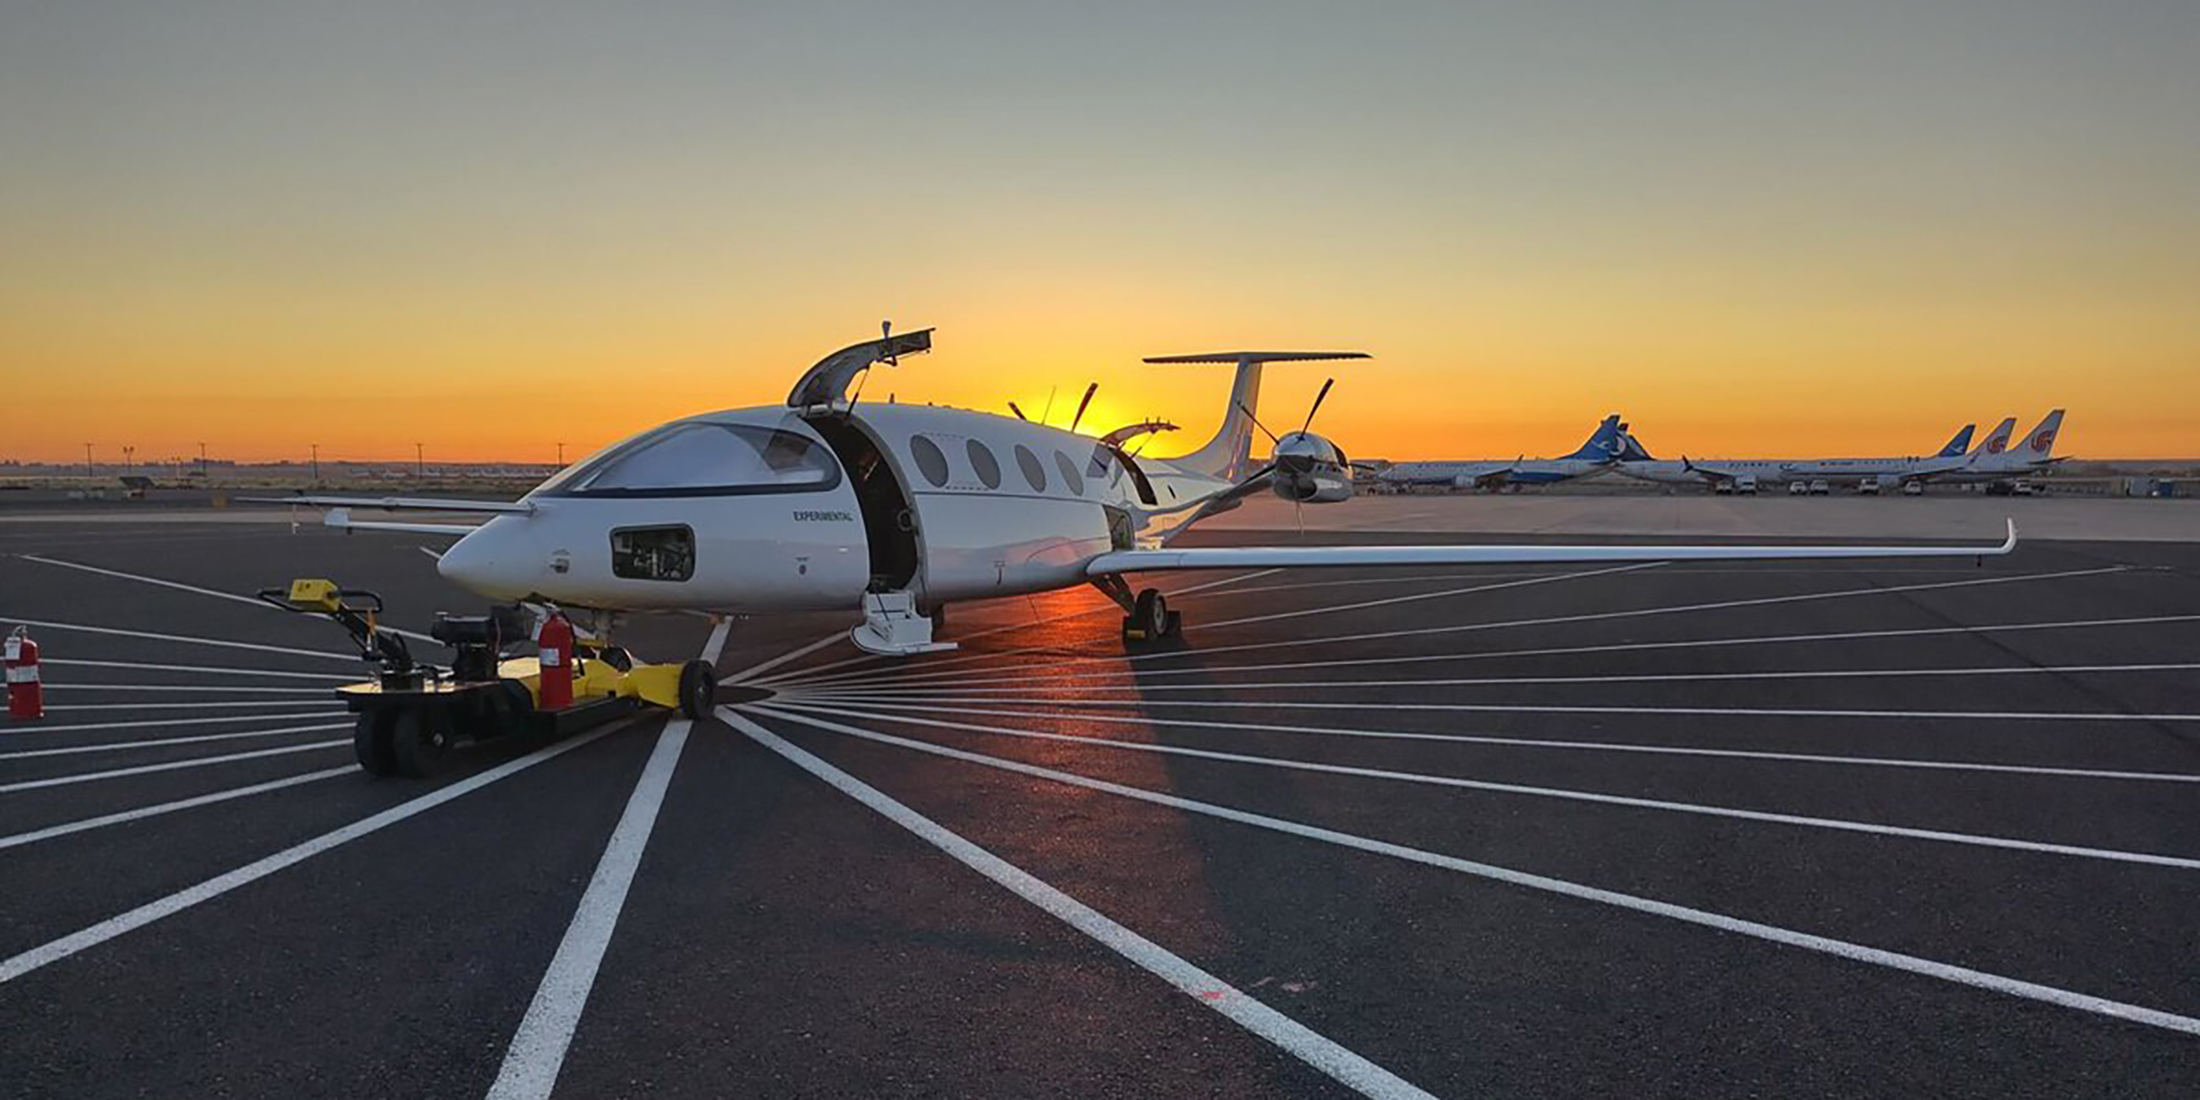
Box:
[1040,385,1058,426]
[1008,402,1027,421]
[1069,382,1098,433]
[1237,401,1281,445]
[1300,377,1335,434]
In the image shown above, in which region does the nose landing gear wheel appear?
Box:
[353,711,396,776]
[678,659,719,720]
[1122,587,1179,644]
[389,710,450,778]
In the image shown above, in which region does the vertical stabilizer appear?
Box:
[1142,351,1370,481]
[2018,409,2065,461]
[1971,417,2018,464]
[1563,415,1626,462]
[1936,424,1976,458]
[1616,428,1656,462]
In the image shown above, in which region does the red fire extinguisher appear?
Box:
[6,626,45,721]
[537,613,573,711]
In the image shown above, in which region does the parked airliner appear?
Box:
[286,328,2015,657]
[1376,415,1627,490]
[1615,423,1980,489]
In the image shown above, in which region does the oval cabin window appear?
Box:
[1054,450,1085,496]
[966,439,1003,490]
[1015,444,1047,492]
[910,435,950,487]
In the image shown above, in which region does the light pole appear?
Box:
[197,442,208,477]
[310,443,320,484]
[121,445,135,473]
[556,441,564,465]
[415,442,424,477]
[83,443,93,478]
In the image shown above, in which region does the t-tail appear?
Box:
[1562,414,1626,462]
[1936,423,1976,458]
[1142,350,1370,481]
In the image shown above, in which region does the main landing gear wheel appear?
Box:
[353,711,396,776]
[1122,587,1180,644]
[388,710,451,778]
[678,659,719,720]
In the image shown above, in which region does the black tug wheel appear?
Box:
[353,711,397,776]
[678,659,718,720]
[389,709,451,778]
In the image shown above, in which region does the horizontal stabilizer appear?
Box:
[1143,351,1369,365]
[1092,521,2016,573]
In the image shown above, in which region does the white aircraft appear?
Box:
[288,327,2015,660]
[1375,415,1628,491]
[1615,423,1980,489]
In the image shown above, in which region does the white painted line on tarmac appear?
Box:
[16,554,441,647]
[817,613,2200,691]
[40,659,353,682]
[1199,561,1662,631]
[0,721,632,984]
[814,661,2200,699]
[769,562,1630,690]
[723,707,1439,1100]
[777,700,2200,785]
[809,565,2130,689]
[773,701,2200,871]
[4,711,354,735]
[0,739,352,793]
[0,766,356,851]
[755,569,1285,686]
[17,554,277,609]
[41,683,333,694]
[484,718,695,1100]
[788,693,2200,724]
[0,615,356,662]
[723,629,844,685]
[0,721,351,760]
[751,704,2200,1038]
[45,700,351,712]
[485,621,732,1100]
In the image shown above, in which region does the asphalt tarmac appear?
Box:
[2,516,2197,1099]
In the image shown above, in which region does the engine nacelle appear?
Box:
[1271,431,1354,504]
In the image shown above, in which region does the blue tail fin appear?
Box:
[1936,424,1976,458]
[1564,415,1626,462]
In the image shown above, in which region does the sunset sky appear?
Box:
[2,1,2195,464]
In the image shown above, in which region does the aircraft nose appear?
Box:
[437,521,524,600]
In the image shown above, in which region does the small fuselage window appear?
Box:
[610,525,696,582]
[910,435,950,487]
[966,439,1003,490]
[541,423,839,498]
[1054,450,1085,496]
[1015,444,1047,492]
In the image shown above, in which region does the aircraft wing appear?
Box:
[245,494,532,513]
[321,508,480,537]
[1090,521,2016,573]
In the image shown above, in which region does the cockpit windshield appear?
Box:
[537,422,841,498]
